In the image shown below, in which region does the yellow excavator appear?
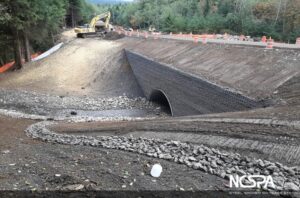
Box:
[149,25,156,33]
[74,11,114,38]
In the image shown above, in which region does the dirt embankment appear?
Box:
[1,36,299,105]
[0,38,142,98]
[121,38,300,104]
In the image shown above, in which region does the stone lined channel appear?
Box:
[0,89,168,119]
[26,121,300,193]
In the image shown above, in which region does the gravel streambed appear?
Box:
[0,89,166,118]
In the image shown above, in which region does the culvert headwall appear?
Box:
[125,50,263,116]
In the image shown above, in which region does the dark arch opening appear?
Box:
[149,90,172,116]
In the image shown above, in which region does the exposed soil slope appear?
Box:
[0,38,142,98]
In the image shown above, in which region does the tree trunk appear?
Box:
[23,32,31,62]
[51,31,55,45]
[0,57,3,66]
[71,6,75,28]
[12,30,23,70]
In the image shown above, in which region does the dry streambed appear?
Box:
[0,89,165,119]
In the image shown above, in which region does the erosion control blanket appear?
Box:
[32,42,64,62]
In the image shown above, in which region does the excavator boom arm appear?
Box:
[89,11,111,28]
[104,12,111,28]
[89,15,100,28]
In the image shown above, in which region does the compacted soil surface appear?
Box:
[0,116,228,194]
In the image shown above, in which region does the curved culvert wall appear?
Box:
[149,89,173,115]
[125,50,263,116]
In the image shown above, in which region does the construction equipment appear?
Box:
[74,12,114,38]
[148,25,157,33]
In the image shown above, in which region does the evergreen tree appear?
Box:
[0,0,67,69]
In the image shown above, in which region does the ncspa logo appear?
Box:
[229,175,275,189]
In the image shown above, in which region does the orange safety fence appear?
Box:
[121,30,217,40]
[117,26,300,46]
[173,33,216,39]
[266,37,274,49]
[296,38,300,45]
[192,35,199,43]
[0,53,40,73]
[117,28,300,48]
[0,62,14,73]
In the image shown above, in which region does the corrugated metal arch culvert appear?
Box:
[149,89,173,116]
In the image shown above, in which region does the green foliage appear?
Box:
[68,0,97,25]
[206,14,226,33]
[0,0,97,67]
[96,0,299,42]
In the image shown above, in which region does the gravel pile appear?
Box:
[26,121,300,192]
[0,89,163,117]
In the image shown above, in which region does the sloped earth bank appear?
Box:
[0,39,143,98]
[122,37,300,104]
[0,38,167,118]
[0,35,300,196]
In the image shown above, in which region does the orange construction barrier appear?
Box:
[0,62,14,73]
[31,53,40,59]
[261,36,267,43]
[224,33,228,40]
[266,37,274,49]
[202,35,207,44]
[144,32,148,39]
[0,53,40,73]
[193,35,199,44]
[296,37,300,45]
[197,34,215,39]
[239,35,245,41]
